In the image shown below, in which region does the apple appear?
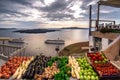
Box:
[86,75,91,80]
[87,52,108,64]
[87,72,91,76]
[80,75,84,80]
[95,76,99,80]
[91,75,96,80]
[77,57,99,80]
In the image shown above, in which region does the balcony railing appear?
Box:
[91,19,120,33]
[0,44,25,60]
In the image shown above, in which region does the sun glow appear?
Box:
[44,0,56,6]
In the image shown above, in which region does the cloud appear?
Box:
[46,12,73,21]
[0,0,120,28]
[40,0,68,12]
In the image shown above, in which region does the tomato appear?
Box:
[11,69,16,74]
[0,72,2,78]
[5,74,10,79]
[2,72,7,78]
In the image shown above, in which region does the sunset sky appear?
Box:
[0,0,120,28]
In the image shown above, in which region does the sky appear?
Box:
[0,0,120,29]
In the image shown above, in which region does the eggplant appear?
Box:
[22,55,51,79]
[39,69,44,75]
[29,69,35,78]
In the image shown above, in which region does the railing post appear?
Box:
[89,5,92,36]
[113,21,115,25]
[95,20,97,30]
[96,2,100,31]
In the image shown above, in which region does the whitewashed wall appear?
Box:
[102,38,109,50]
[89,36,94,52]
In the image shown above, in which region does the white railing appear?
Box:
[0,44,26,59]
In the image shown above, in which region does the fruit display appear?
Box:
[22,55,51,79]
[87,52,108,64]
[68,56,80,79]
[34,62,60,80]
[77,57,99,80]
[92,62,120,77]
[12,56,34,79]
[0,53,120,80]
[0,56,31,79]
[88,52,120,79]
[111,61,120,68]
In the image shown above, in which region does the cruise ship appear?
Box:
[45,39,65,44]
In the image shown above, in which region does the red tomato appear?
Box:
[5,74,10,79]
[0,72,2,78]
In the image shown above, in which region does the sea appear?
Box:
[0,29,89,56]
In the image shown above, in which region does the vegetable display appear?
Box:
[92,62,120,77]
[34,62,60,80]
[22,55,51,79]
[68,56,80,79]
[0,56,31,79]
[88,52,120,79]
[12,56,34,79]
[0,52,120,80]
[48,56,71,80]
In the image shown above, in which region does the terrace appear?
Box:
[89,0,120,36]
[89,0,120,65]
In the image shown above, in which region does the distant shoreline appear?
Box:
[0,28,16,30]
[61,27,89,29]
[0,27,90,34]
[13,29,60,33]
[13,27,90,33]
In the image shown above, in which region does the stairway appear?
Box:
[102,36,120,60]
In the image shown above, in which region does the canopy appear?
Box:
[99,0,120,8]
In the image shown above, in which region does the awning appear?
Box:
[99,0,120,8]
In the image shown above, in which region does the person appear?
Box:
[55,45,59,53]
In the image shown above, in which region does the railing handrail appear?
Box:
[0,44,21,48]
[92,19,115,22]
[10,46,26,57]
[0,44,26,60]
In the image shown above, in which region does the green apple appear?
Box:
[79,72,83,76]
[104,59,107,62]
[86,75,91,80]
[94,60,98,63]
[98,61,102,64]
[80,75,84,80]
[84,75,87,80]
[103,60,106,63]
[87,72,91,76]
[84,72,88,76]
[91,75,96,80]
[95,76,99,80]
[92,72,97,76]
[88,66,93,69]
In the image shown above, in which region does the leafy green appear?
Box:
[55,57,71,80]
[47,57,59,66]
[47,56,71,80]
[54,71,69,80]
